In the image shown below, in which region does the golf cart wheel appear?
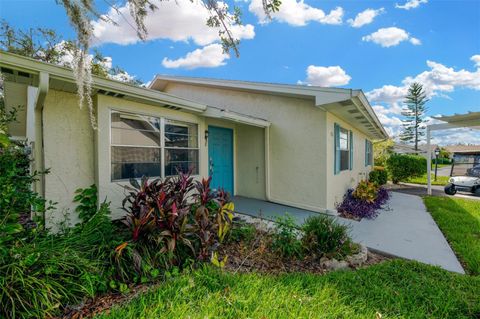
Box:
[444,183,457,195]
[475,187,480,197]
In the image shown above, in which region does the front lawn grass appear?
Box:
[424,196,480,275]
[406,173,449,186]
[95,260,480,319]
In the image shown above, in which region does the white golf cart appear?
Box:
[444,153,480,196]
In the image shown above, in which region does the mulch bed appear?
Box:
[219,229,390,274]
[54,283,159,319]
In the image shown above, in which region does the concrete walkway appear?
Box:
[233,193,465,274]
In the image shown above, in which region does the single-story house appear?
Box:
[444,144,480,158]
[0,51,388,228]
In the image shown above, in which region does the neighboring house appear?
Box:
[444,145,480,158]
[0,52,387,228]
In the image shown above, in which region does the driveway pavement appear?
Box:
[436,165,452,177]
[390,182,480,201]
[233,192,465,273]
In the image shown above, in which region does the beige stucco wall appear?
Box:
[35,84,373,226]
[326,112,372,209]
[4,81,27,137]
[163,83,328,211]
[235,124,266,199]
[43,90,95,228]
[38,89,267,222]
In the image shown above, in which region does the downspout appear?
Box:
[34,72,49,201]
[264,125,271,201]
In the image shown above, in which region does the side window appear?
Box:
[365,139,373,166]
[334,123,352,174]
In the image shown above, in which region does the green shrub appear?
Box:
[301,215,355,258]
[270,214,303,259]
[118,175,234,279]
[0,202,115,319]
[353,180,378,203]
[386,154,427,184]
[227,220,256,244]
[0,144,49,257]
[73,184,98,224]
[369,168,388,185]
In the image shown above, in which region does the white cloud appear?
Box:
[367,57,480,105]
[299,65,351,87]
[368,56,480,141]
[362,27,420,47]
[108,70,136,83]
[395,0,428,10]
[52,41,138,83]
[431,128,480,146]
[372,105,404,137]
[249,0,343,26]
[409,37,421,45]
[347,8,384,28]
[367,84,409,105]
[471,55,480,68]
[162,43,229,69]
[91,0,255,46]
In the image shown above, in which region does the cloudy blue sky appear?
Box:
[1,0,479,144]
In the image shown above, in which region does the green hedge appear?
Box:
[432,158,451,165]
[386,154,427,184]
[369,168,388,185]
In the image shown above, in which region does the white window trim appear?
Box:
[337,125,351,173]
[109,109,200,181]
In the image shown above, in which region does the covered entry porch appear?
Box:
[202,108,270,200]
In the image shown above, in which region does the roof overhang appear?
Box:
[432,112,480,128]
[150,75,388,140]
[203,107,270,128]
[0,51,208,113]
[320,91,388,140]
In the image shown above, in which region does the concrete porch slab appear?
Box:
[232,193,465,274]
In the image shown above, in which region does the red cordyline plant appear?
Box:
[117,172,234,272]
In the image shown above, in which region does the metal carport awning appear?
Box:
[426,111,480,194]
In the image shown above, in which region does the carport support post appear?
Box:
[427,126,432,195]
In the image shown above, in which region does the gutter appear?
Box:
[32,72,49,224]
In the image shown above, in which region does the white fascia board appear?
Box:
[152,75,353,98]
[314,90,355,107]
[203,107,270,128]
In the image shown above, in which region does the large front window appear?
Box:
[111,111,199,181]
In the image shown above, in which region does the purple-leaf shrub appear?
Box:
[336,187,390,220]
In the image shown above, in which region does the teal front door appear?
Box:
[208,126,234,194]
